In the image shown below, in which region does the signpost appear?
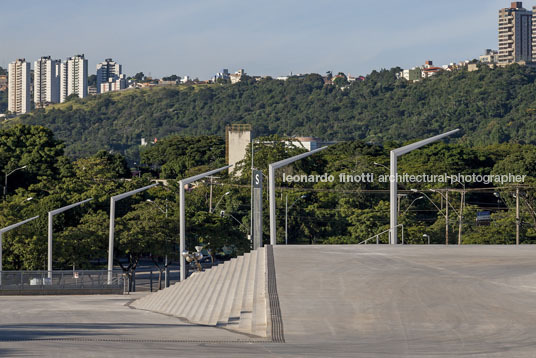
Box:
[252,170,263,249]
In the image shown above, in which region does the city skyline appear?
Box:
[0,0,511,79]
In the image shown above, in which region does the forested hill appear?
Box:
[9,64,536,160]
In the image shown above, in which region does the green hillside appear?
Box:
[7,64,536,160]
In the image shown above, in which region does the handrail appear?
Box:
[358,224,404,245]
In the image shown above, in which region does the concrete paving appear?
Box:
[1,245,536,357]
[273,245,536,357]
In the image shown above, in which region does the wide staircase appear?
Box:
[130,247,269,338]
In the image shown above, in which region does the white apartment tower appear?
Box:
[60,54,88,102]
[34,56,60,107]
[498,2,533,64]
[8,59,31,114]
[96,58,122,93]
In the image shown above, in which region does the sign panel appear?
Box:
[253,170,263,249]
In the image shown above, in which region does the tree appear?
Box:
[88,74,97,87]
[133,72,145,82]
[141,135,225,179]
[0,124,65,196]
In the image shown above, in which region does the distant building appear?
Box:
[480,49,499,63]
[101,74,127,93]
[8,59,31,114]
[88,85,98,96]
[398,60,443,81]
[213,69,230,82]
[498,2,532,64]
[60,54,88,102]
[230,69,245,84]
[226,124,251,175]
[96,58,122,93]
[34,56,60,107]
[289,137,320,151]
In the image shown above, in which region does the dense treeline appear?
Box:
[3,125,536,279]
[8,64,536,161]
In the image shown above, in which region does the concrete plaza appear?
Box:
[1,245,536,357]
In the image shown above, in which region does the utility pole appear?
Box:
[516,187,520,246]
[445,190,449,245]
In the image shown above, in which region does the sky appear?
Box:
[0,0,513,79]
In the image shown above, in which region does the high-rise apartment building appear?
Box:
[60,54,88,102]
[8,59,31,114]
[498,2,533,64]
[100,74,127,93]
[34,56,60,107]
[96,58,122,93]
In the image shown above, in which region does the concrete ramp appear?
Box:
[130,247,269,338]
[272,245,536,355]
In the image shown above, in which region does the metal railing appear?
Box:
[0,270,125,292]
[358,224,404,245]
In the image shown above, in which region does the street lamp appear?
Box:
[285,194,307,245]
[448,176,466,246]
[147,199,171,287]
[211,191,230,213]
[373,162,389,171]
[401,196,424,216]
[219,210,248,231]
[423,234,430,245]
[3,165,27,199]
[412,189,454,245]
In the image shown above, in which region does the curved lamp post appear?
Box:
[389,129,460,244]
[3,166,27,199]
[108,184,157,284]
[269,147,329,245]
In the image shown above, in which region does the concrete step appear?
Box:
[169,270,204,317]
[237,249,259,333]
[131,249,269,338]
[189,263,226,322]
[198,258,237,325]
[216,252,248,326]
[251,247,268,337]
[227,252,252,327]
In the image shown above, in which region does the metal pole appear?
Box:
[458,191,463,246]
[269,165,276,245]
[516,187,520,246]
[3,173,6,199]
[445,191,449,245]
[268,147,329,246]
[48,212,53,278]
[49,198,93,280]
[0,215,39,285]
[107,184,157,284]
[179,180,186,281]
[250,137,254,249]
[389,151,397,244]
[209,176,213,212]
[0,232,2,285]
[285,195,288,245]
[389,129,460,245]
[165,255,169,287]
[108,199,115,284]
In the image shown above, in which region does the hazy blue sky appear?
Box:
[0,0,511,78]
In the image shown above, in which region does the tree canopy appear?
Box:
[8,65,536,162]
